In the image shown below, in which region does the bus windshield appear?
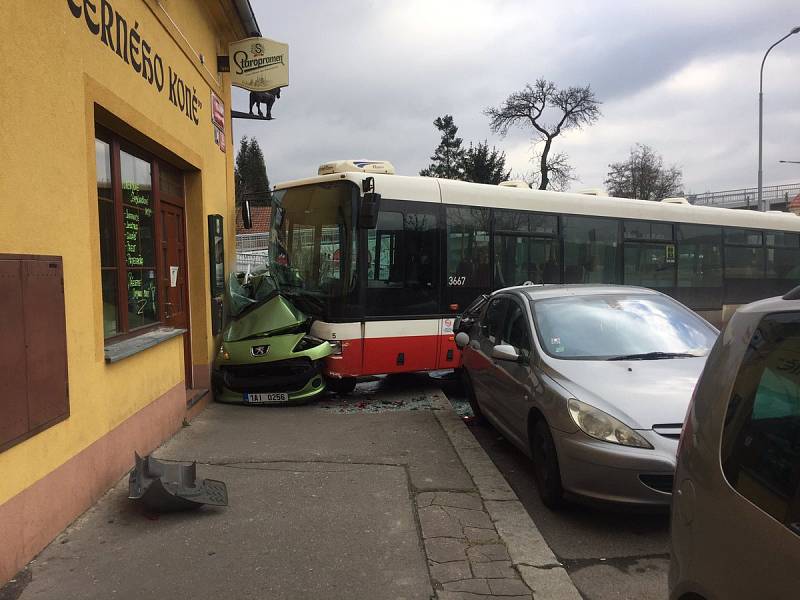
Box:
[270,181,358,317]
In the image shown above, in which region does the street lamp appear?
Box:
[758,26,800,211]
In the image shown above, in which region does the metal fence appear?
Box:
[688,183,800,210]
[235,251,269,273]
[236,232,270,252]
[235,233,269,273]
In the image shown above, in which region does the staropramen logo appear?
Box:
[229,37,289,92]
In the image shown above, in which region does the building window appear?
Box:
[562,216,620,284]
[96,132,160,339]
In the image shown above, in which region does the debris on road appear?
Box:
[128,453,228,512]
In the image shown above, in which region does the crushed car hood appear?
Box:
[223,295,307,342]
[545,357,707,429]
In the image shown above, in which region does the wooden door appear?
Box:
[160,202,191,386]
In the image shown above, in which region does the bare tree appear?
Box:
[605,144,683,200]
[526,151,577,192]
[484,78,601,190]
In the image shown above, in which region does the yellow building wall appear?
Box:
[0,0,244,506]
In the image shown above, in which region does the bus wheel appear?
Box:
[327,376,357,395]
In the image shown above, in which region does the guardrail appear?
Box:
[688,183,800,210]
[236,232,269,252]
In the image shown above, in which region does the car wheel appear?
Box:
[327,376,357,395]
[460,370,484,421]
[531,418,564,509]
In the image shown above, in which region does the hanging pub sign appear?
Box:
[228,37,289,92]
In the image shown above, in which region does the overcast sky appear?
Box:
[232,0,800,195]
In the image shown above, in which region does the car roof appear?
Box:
[734,285,800,316]
[493,284,661,301]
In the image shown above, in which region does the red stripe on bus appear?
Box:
[323,334,461,378]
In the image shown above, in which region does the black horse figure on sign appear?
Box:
[249,88,281,119]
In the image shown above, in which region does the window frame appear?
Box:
[720,311,800,536]
[95,126,165,342]
[480,296,510,345]
[501,295,534,358]
[561,213,622,285]
[363,198,441,318]
[623,220,674,242]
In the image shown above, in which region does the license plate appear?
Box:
[244,392,288,404]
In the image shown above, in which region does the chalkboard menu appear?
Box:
[120,150,158,328]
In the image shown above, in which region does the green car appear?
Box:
[212,269,332,405]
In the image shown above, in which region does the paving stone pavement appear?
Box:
[429,391,583,600]
[417,491,533,600]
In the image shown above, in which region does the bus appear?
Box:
[267,159,800,392]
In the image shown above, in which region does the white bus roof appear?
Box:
[274,172,800,232]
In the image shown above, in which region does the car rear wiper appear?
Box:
[607,351,701,361]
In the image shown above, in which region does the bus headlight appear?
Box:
[567,399,652,449]
[327,340,343,355]
[293,335,326,352]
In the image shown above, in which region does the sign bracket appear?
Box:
[231,110,273,121]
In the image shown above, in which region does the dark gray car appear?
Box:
[455,284,718,508]
[669,286,800,600]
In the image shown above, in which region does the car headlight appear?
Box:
[292,335,326,352]
[567,399,652,449]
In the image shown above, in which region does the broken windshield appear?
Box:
[227,268,279,317]
[269,181,360,319]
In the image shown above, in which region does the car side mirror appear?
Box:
[455,331,470,349]
[241,199,253,229]
[491,344,519,362]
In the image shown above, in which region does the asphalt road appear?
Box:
[435,375,670,600]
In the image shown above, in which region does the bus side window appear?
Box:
[367,211,403,287]
[365,201,440,316]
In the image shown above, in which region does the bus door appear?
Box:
[363,200,441,374]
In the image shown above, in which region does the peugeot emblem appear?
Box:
[251,344,269,357]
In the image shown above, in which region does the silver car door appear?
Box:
[488,298,535,446]
[470,297,510,422]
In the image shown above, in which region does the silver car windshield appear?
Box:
[530,294,718,360]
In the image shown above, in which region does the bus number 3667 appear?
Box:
[448,275,467,286]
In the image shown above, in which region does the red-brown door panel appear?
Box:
[0,260,29,446]
[23,259,69,430]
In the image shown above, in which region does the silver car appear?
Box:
[455,284,718,508]
[669,286,800,600]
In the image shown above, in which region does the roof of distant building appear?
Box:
[790,193,800,215]
[236,205,271,234]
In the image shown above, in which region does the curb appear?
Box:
[430,391,582,600]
